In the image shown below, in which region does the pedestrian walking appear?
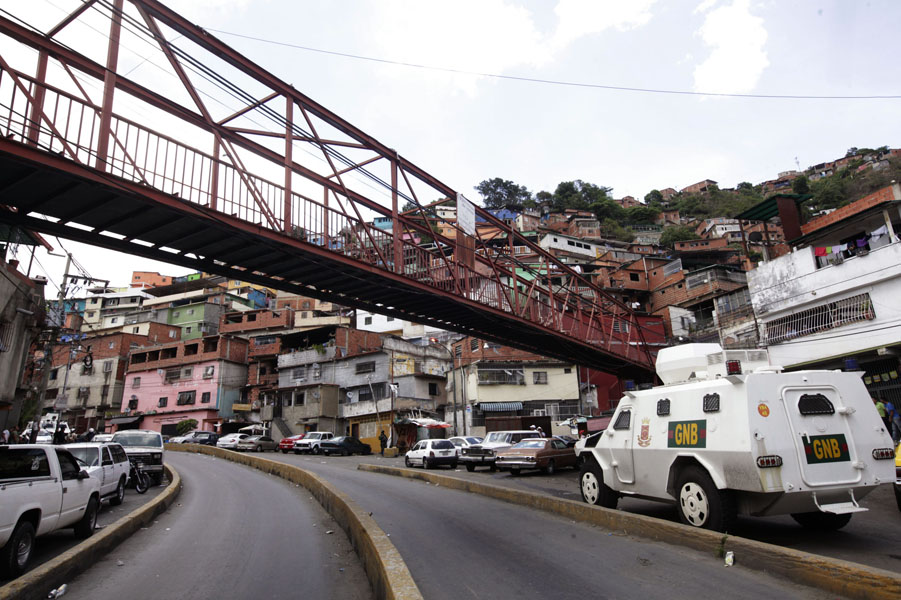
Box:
[53,424,67,445]
[378,430,388,456]
[874,397,891,434]
[1,429,8,444]
[885,399,900,443]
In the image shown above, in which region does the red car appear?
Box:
[278,434,305,454]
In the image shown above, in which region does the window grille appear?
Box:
[203,366,215,379]
[613,410,631,430]
[798,393,835,416]
[165,369,180,383]
[764,293,875,345]
[132,377,141,388]
[657,399,671,416]
[533,371,548,384]
[177,391,196,405]
[477,368,525,385]
[356,361,376,374]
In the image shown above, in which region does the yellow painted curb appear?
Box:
[168,444,422,600]
[359,463,901,600]
[0,465,182,600]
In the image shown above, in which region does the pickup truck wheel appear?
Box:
[465,463,475,472]
[74,497,99,539]
[110,477,126,506]
[313,446,321,455]
[676,466,736,532]
[790,512,853,531]
[580,459,618,509]
[1,520,35,578]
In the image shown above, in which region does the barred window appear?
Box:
[764,293,875,345]
[533,371,548,384]
[355,361,376,374]
[478,367,525,385]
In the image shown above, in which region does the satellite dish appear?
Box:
[748,232,763,242]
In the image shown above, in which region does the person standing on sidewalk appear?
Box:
[378,430,388,455]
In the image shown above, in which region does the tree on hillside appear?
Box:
[589,198,625,222]
[644,189,663,204]
[624,205,660,224]
[736,182,754,191]
[600,218,634,242]
[791,175,810,195]
[475,178,532,209]
[659,225,700,248]
[547,180,612,211]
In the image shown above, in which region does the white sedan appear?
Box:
[448,436,483,457]
[404,439,458,469]
[216,433,250,450]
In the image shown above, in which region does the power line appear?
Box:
[207,28,901,101]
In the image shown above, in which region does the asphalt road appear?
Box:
[273,450,901,574]
[60,453,372,600]
[256,450,845,599]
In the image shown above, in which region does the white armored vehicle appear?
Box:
[576,344,895,532]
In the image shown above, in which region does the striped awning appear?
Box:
[479,402,523,412]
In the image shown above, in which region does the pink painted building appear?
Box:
[117,335,249,437]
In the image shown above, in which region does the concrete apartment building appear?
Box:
[119,335,249,435]
[273,326,450,450]
[749,184,901,404]
[0,255,46,430]
[43,331,155,433]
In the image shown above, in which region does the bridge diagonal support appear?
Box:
[95,0,123,172]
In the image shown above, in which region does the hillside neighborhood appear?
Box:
[1,146,900,452]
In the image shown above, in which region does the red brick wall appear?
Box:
[127,335,248,372]
[800,185,898,235]
[336,328,385,357]
[220,308,294,333]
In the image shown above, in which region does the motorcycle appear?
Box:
[129,458,150,494]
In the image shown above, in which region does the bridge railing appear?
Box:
[0,59,654,367]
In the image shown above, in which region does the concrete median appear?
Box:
[0,464,182,600]
[167,444,422,600]
[358,463,901,600]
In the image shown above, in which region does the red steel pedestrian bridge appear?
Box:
[0,0,662,377]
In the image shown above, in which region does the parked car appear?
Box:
[320,436,372,456]
[167,434,190,444]
[236,435,278,452]
[278,434,305,453]
[553,435,578,448]
[65,442,131,505]
[0,445,101,578]
[496,437,578,475]
[111,430,165,486]
[216,433,251,450]
[294,432,334,454]
[459,430,542,472]
[405,439,458,469]
[180,431,220,446]
[448,436,483,456]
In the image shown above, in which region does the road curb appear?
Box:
[359,463,901,600]
[168,444,422,600]
[0,465,182,600]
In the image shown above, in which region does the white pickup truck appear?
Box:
[0,445,102,578]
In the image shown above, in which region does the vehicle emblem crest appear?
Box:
[637,417,652,447]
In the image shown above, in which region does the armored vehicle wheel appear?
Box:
[790,511,853,531]
[465,464,476,472]
[676,466,735,532]
[579,458,618,508]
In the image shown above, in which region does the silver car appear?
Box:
[236,435,278,452]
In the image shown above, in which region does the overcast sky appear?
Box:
[6,0,901,292]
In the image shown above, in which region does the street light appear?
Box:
[429,337,458,436]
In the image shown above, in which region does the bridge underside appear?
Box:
[0,141,654,380]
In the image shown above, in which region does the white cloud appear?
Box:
[552,0,657,49]
[693,0,768,94]
[694,0,719,14]
[367,0,658,97]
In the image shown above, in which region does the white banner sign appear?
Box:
[457,193,475,236]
